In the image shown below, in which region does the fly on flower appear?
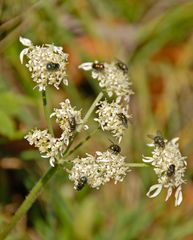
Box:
[166,164,175,177]
[76,176,87,191]
[147,130,165,148]
[92,61,105,71]
[115,59,128,74]
[95,100,132,143]
[109,144,121,155]
[117,113,128,128]
[143,137,187,207]
[19,36,68,91]
[79,60,134,103]
[68,117,76,131]
[69,151,130,189]
[46,62,60,71]
[107,138,121,155]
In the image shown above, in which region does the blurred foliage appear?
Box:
[1,0,193,239]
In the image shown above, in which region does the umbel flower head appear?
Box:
[25,129,66,167]
[19,36,69,91]
[25,99,88,166]
[79,60,134,103]
[69,149,130,190]
[50,99,88,145]
[143,135,187,206]
[95,99,131,143]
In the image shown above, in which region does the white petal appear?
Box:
[171,137,179,144]
[92,71,98,78]
[19,48,29,64]
[50,112,55,118]
[50,157,55,167]
[147,143,154,147]
[165,187,173,202]
[146,184,162,198]
[65,99,70,104]
[19,36,33,46]
[53,45,63,53]
[78,62,93,71]
[96,151,102,156]
[108,92,113,97]
[175,186,183,206]
[83,125,89,130]
[63,79,68,86]
[64,138,69,146]
[116,97,121,104]
[142,156,154,163]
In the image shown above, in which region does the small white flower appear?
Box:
[50,99,88,143]
[25,129,66,167]
[19,37,69,91]
[79,60,134,103]
[69,150,130,190]
[19,36,33,47]
[143,136,187,206]
[78,62,93,71]
[94,99,131,142]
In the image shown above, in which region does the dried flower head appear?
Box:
[19,36,68,91]
[25,129,66,167]
[143,137,187,206]
[50,99,88,145]
[79,60,134,103]
[94,99,131,142]
[69,150,130,190]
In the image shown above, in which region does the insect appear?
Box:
[117,113,128,128]
[109,143,121,155]
[68,117,76,131]
[115,60,128,74]
[166,164,175,177]
[148,131,165,148]
[92,61,104,71]
[46,62,60,71]
[76,176,87,191]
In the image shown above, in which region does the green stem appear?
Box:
[0,166,58,240]
[76,92,103,132]
[128,163,150,167]
[67,127,100,157]
[65,92,103,155]
[42,90,54,136]
[0,92,104,239]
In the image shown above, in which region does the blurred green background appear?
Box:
[1,0,193,239]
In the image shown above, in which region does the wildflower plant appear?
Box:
[94,99,131,142]
[143,135,187,206]
[0,37,188,239]
[19,36,68,91]
[19,37,133,194]
[79,60,134,103]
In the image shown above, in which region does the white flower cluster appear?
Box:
[143,136,187,206]
[79,60,134,103]
[50,99,88,145]
[19,37,68,91]
[79,60,133,143]
[25,129,65,167]
[25,99,86,166]
[69,150,130,190]
[95,99,132,142]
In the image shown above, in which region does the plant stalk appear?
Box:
[0,166,58,240]
[0,92,103,239]
[42,90,54,136]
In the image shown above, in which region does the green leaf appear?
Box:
[0,92,31,116]
[0,110,15,138]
